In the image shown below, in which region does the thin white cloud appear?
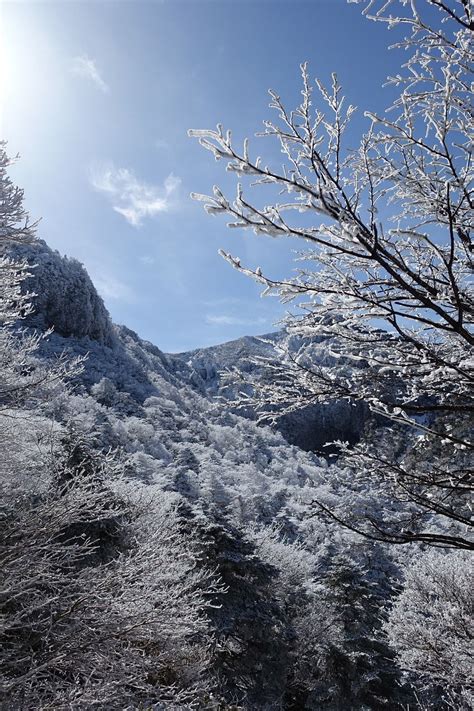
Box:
[206,314,268,327]
[92,274,134,302]
[90,164,181,227]
[139,255,155,265]
[71,55,109,93]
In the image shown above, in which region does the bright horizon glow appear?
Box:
[2,0,403,352]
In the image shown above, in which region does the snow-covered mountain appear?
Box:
[6,240,333,518]
[2,238,419,709]
[7,238,369,455]
[175,332,369,452]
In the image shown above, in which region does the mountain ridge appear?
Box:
[6,238,369,453]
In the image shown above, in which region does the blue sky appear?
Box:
[3,0,404,352]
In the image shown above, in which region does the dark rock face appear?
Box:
[3,240,115,346]
[278,400,369,453]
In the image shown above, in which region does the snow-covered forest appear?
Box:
[1,0,472,709]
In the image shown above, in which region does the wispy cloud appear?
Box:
[90,164,181,226]
[139,255,155,265]
[71,55,109,93]
[206,314,268,327]
[92,273,135,302]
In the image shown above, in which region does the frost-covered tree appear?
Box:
[189,0,473,549]
[0,146,220,709]
[187,507,291,709]
[314,551,408,710]
[0,147,80,413]
[1,445,218,709]
[246,524,413,710]
[385,549,473,709]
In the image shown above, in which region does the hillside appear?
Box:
[2,236,465,710]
